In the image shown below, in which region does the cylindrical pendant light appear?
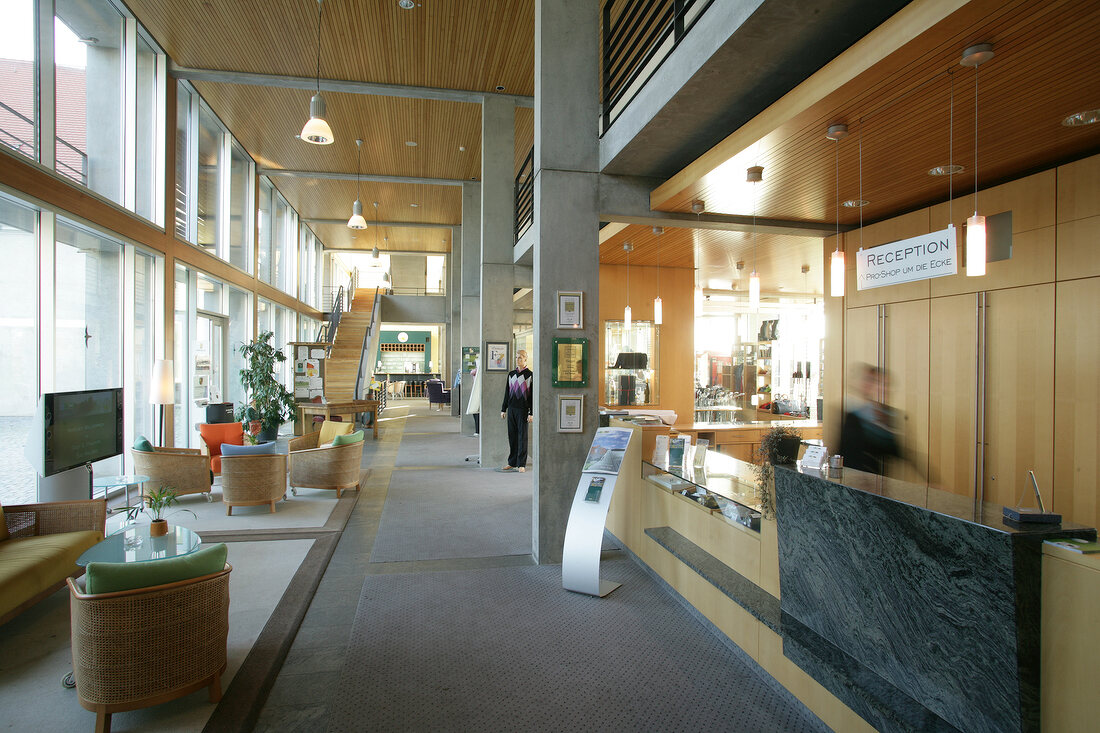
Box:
[961,43,993,277]
[652,226,663,324]
[747,165,763,309]
[826,123,848,297]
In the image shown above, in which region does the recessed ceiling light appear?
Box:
[397,0,415,9]
[405,140,418,147]
[691,200,705,213]
[842,199,869,208]
[459,146,466,152]
[410,203,419,207]
[928,164,964,176]
[1062,109,1100,127]
[495,85,506,92]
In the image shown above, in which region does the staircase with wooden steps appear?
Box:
[324,288,380,400]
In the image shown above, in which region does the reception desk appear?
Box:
[605,421,1098,732]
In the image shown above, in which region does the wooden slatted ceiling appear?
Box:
[598,225,825,295]
[271,177,461,223]
[124,0,534,94]
[195,83,484,179]
[658,0,1100,229]
[307,222,451,254]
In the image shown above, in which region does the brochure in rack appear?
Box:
[582,427,633,474]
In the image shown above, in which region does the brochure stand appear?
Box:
[562,426,635,597]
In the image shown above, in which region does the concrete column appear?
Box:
[449,226,461,416]
[479,95,516,469]
[460,183,481,435]
[532,0,600,563]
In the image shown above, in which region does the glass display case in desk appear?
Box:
[643,449,762,531]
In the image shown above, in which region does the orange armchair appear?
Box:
[198,422,244,475]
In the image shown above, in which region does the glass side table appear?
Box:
[77,524,202,565]
[91,474,150,515]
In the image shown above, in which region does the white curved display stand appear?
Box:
[562,427,635,597]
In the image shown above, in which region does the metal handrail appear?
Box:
[354,290,383,403]
[601,0,715,131]
[514,147,534,243]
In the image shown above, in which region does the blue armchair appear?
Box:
[425,379,451,411]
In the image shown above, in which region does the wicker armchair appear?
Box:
[288,432,364,498]
[220,453,288,515]
[66,563,232,733]
[131,447,214,501]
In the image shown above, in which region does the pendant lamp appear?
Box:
[747,166,763,309]
[826,124,847,297]
[652,226,663,325]
[623,241,633,332]
[347,139,367,229]
[961,43,993,276]
[300,0,334,145]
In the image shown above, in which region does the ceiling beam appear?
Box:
[260,168,470,187]
[324,247,448,255]
[304,218,454,229]
[597,212,841,243]
[170,63,535,108]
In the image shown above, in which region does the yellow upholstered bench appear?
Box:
[0,499,106,625]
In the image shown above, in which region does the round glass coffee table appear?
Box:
[77,524,202,566]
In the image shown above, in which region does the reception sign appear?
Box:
[857,225,957,290]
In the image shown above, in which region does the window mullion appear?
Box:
[123,17,137,211]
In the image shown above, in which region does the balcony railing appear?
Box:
[514,146,534,243]
[601,0,714,132]
[1,100,89,185]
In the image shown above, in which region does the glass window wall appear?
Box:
[227,286,252,411]
[0,196,38,503]
[0,0,36,161]
[257,178,273,283]
[195,104,221,255]
[174,82,193,240]
[134,33,163,224]
[55,0,124,196]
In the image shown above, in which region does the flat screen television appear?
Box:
[42,387,124,476]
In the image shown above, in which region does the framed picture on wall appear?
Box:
[551,337,588,388]
[485,342,509,371]
[558,394,584,432]
[556,291,583,329]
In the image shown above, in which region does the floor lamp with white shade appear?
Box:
[150,360,174,446]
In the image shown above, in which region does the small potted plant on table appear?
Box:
[143,487,196,536]
[236,331,297,443]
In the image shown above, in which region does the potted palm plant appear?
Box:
[236,331,296,442]
[142,487,196,536]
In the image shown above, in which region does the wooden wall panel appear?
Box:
[599,264,694,423]
[928,294,978,496]
[1056,216,1100,281]
[822,236,845,452]
[982,284,1055,510]
[1056,152,1100,223]
[884,299,929,484]
[1054,277,1100,530]
[845,208,930,308]
[929,169,1056,296]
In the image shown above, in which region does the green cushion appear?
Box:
[221,441,279,456]
[133,435,154,452]
[331,430,365,446]
[85,542,227,595]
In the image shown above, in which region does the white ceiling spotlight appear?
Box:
[1062,109,1100,127]
[398,0,416,9]
[691,200,705,213]
[300,0,334,145]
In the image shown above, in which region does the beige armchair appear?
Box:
[131,447,214,501]
[288,432,364,498]
[220,453,288,515]
[67,563,231,733]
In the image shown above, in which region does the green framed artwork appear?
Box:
[551,337,588,388]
